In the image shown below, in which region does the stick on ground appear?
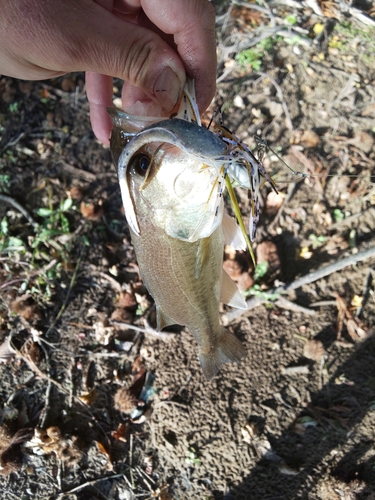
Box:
[225,245,375,322]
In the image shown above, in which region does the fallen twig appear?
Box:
[226,245,375,322]
[274,296,316,315]
[59,160,115,181]
[110,320,176,340]
[0,194,38,228]
[0,131,25,155]
[55,473,126,496]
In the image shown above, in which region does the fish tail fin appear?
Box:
[199,328,246,380]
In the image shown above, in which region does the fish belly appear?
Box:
[130,224,220,331]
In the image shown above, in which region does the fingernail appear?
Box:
[154,66,184,112]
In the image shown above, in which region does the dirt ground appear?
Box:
[1,1,375,499]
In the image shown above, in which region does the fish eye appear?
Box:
[130,153,151,177]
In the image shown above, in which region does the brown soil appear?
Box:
[1,2,375,499]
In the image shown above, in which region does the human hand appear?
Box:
[0,0,217,144]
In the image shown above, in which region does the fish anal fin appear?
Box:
[199,327,246,380]
[221,270,247,310]
[156,307,176,331]
[222,212,246,251]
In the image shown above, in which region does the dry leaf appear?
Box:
[324,234,349,255]
[290,129,320,148]
[351,295,363,308]
[360,102,375,117]
[110,307,134,323]
[303,339,327,363]
[0,428,33,475]
[143,453,153,475]
[67,186,84,200]
[241,423,258,444]
[10,295,41,323]
[117,291,137,310]
[61,76,76,92]
[346,319,367,341]
[335,293,368,341]
[25,427,83,466]
[134,293,152,312]
[112,423,128,442]
[347,131,374,154]
[114,387,137,414]
[93,319,114,345]
[299,246,313,260]
[94,440,113,470]
[313,202,332,227]
[79,389,98,405]
[80,201,103,221]
[230,5,264,27]
[0,337,16,364]
[21,341,42,364]
[154,485,174,500]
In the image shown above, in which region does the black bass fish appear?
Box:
[108,83,260,379]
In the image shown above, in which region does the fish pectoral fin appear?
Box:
[222,212,246,251]
[195,237,211,279]
[199,327,246,380]
[221,270,248,310]
[156,307,176,331]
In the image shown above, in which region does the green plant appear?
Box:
[244,284,280,302]
[236,48,263,70]
[0,217,25,252]
[253,261,268,282]
[9,102,19,113]
[329,21,375,64]
[0,174,11,192]
[1,195,80,301]
[185,448,200,466]
[333,208,345,222]
[285,15,297,25]
[308,233,327,249]
[236,37,277,70]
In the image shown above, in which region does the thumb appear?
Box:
[78,3,186,111]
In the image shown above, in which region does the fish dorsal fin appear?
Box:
[195,237,211,279]
[221,270,247,310]
[156,306,176,331]
[222,213,246,251]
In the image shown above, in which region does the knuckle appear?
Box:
[121,35,157,86]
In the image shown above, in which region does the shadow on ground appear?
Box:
[223,334,375,500]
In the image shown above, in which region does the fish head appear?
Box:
[109,111,229,242]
